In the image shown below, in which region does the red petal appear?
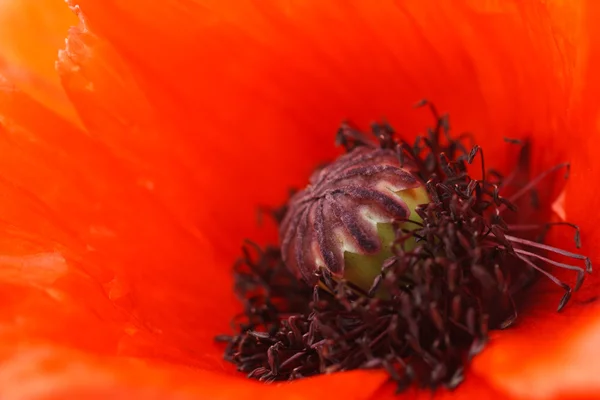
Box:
[371,373,516,400]
[0,82,389,400]
[0,0,80,126]
[0,341,387,399]
[0,0,598,399]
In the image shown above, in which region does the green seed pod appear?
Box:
[279,146,429,292]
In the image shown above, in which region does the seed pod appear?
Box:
[279,146,429,291]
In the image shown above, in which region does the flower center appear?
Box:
[279,145,429,294]
[217,101,592,390]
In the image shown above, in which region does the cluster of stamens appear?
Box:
[217,101,592,391]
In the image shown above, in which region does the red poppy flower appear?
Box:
[0,0,599,398]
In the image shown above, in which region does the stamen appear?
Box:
[336,123,377,151]
[499,162,570,213]
[513,253,573,311]
[505,234,592,273]
[504,137,524,145]
[506,222,581,248]
[499,294,519,330]
[512,248,586,292]
[466,144,485,182]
